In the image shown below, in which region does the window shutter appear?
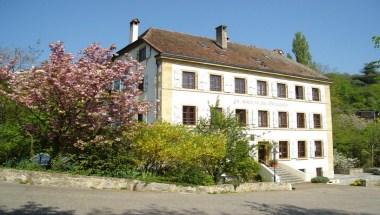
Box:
[271,82,277,97]
[320,87,326,103]
[173,105,181,123]
[273,111,278,128]
[198,71,208,91]
[200,106,208,119]
[310,141,315,158]
[252,109,258,127]
[224,74,233,93]
[291,141,297,159]
[289,112,294,128]
[247,77,255,95]
[173,69,182,88]
[309,113,313,129]
[306,87,312,101]
[323,141,328,158]
[288,84,295,99]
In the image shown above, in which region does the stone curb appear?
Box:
[0,168,292,194]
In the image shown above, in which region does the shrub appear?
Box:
[196,104,260,184]
[350,179,366,186]
[15,159,44,171]
[0,123,29,165]
[311,176,330,183]
[130,122,226,184]
[334,150,359,174]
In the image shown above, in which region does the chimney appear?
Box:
[215,25,228,49]
[129,18,140,43]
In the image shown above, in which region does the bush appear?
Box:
[15,159,44,171]
[311,176,330,183]
[0,123,29,165]
[130,122,226,184]
[196,104,260,184]
[172,167,214,186]
[334,150,359,174]
[350,179,366,186]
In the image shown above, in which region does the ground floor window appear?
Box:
[183,106,196,125]
[279,141,289,159]
[316,167,323,176]
[235,109,247,126]
[298,141,307,158]
[137,113,144,122]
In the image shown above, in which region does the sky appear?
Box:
[0,0,379,74]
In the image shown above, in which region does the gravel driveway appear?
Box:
[0,181,379,215]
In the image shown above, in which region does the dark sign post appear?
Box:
[273,147,278,183]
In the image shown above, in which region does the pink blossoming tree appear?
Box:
[0,42,148,155]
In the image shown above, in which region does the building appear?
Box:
[117,19,334,182]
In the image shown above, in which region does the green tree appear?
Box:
[196,104,259,184]
[292,32,313,67]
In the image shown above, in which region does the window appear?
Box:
[314,141,323,157]
[257,81,267,96]
[313,114,322,128]
[298,169,305,173]
[210,75,222,91]
[235,78,246,94]
[295,86,304,100]
[182,71,196,89]
[312,88,320,101]
[297,113,306,128]
[277,83,287,98]
[138,46,146,62]
[138,78,144,91]
[279,141,289,159]
[113,79,122,91]
[278,112,288,128]
[258,111,268,127]
[137,114,144,122]
[235,109,247,126]
[316,167,323,176]
[183,106,196,125]
[298,141,307,158]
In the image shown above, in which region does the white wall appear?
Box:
[169,63,333,179]
[119,43,159,123]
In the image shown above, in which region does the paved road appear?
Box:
[0,181,379,215]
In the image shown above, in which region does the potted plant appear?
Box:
[269,159,278,168]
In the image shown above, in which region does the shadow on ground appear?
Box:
[0,201,374,215]
[0,201,75,215]
[244,201,373,215]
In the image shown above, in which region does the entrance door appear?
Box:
[258,142,269,164]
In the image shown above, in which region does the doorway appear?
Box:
[258,142,270,164]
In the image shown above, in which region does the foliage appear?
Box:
[1,42,148,156]
[196,104,260,184]
[0,123,29,165]
[130,122,226,185]
[15,159,44,171]
[292,32,313,67]
[334,150,360,173]
[350,179,366,186]
[311,176,329,183]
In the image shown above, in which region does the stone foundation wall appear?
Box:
[0,168,292,194]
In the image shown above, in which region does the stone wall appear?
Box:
[0,168,292,194]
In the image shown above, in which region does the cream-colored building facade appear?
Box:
[118,19,334,181]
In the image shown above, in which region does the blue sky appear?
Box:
[0,0,379,73]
